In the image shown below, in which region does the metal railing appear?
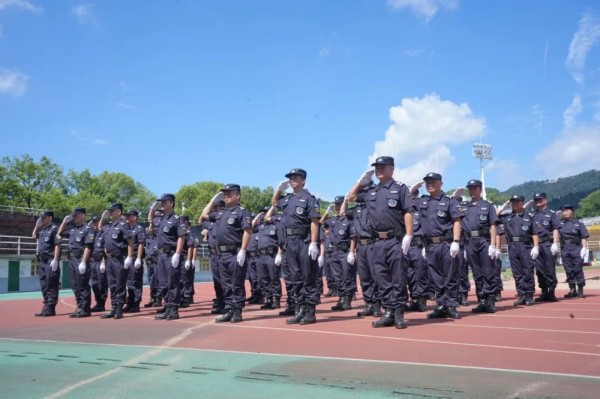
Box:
[0,205,44,216]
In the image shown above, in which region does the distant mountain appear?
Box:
[501,170,600,210]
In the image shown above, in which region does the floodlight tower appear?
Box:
[472,143,493,200]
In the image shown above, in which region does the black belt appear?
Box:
[91,253,104,261]
[286,227,308,236]
[158,246,176,255]
[372,226,405,240]
[562,239,581,245]
[333,242,350,251]
[248,251,258,257]
[464,229,489,238]
[411,236,425,247]
[209,247,218,255]
[358,237,374,246]
[70,250,83,259]
[538,236,551,244]
[259,247,277,255]
[145,257,156,265]
[38,253,52,262]
[218,244,240,254]
[510,237,532,243]
[106,249,126,258]
[425,231,453,245]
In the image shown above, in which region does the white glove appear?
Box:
[357,170,375,186]
[580,247,587,259]
[551,243,559,256]
[410,181,424,194]
[422,247,426,259]
[464,250,467,260]
[78,261,86,274]
[50,259,58,272]
[99,261,106,273]
[134,258,142,269]
[326,204,336,214]
[401,235,412,255]
[171,253,180,268]
[211,192,224,203]
[498,200,511,214]
[274,254,282,266]
[101,210,110,220]
[35,218,43,228]
[277,180,290,192]
[488,245,496,259]
[185,260,192,270]
[318,255,324,267]
[451,188,465,198]
[151,201,160,211]
[347,251,356,265]
[124,256,132,269]
[530,246,539,260]
[63,214,73,224]
[236,249,246,266]
[308,242,319,260]
[524,200,534,211]
[449,242,460,258]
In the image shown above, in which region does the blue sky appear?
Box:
[2,0,600,202]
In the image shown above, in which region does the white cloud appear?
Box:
[0,68,28,96]
[72,4,94,25]
[563,93,582,130]
[318,47,330,58]
[115,102,140,111]
[369,93,486,184]
[69,130,108,146]
[387,0,458,22]
[94,139,108,145]
[535,125,600,177]
[403,49,434,58]
[566,11,600,84]
[485,159,523,190]
[0,0,42,12]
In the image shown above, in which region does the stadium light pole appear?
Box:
[472,143,493,200]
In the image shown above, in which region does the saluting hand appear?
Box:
[357,170,374,186]
[277,180,290,192]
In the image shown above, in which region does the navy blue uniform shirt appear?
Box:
[61,224,95,252]
[532,208,559,240]
[499,211,536,240]
[156,213,188,248]
[209,205,252,246]
[104,220,131,252]
[276,190,320,229]
[558,219,589,241]
[356,180,411,232]
[37,224,59,255]
[257,221,279,249]
[460,198,498,232]
[417,191,463,237]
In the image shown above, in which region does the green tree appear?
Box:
[579,189,600,218]
[486,187,510,205]
[176,181,224,222]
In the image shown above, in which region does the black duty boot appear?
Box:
[524,294,534,306]
[122,303,132,313]
[299,304,316,325]
[357,303,374,317]
[42,304,56,317]
[286,304,306,325]
[331,287,338,297]
[143,298,155,308]
[427,305,447,319]
[260,297,274,310]
[446,306,461,319]
[394,308,407,329]
[230,308,242,323]
[485,296,496,313]
[471,299,487,313]
[372,308,395,328]
[75,308,91,318]
[331,297,345,311]
[513,296,526,306]
[155,306,171,320]
[114,305,124,319]
[372,302,383,317]
[416,297,427,312]
[215,309,233,323]
[69,307,81,318]
[128,303,140,313]
[460,293,469,307]
[495,292,503,302]
[564,285,577,298]
[278,304,295,316]
[101,306,116,319]
[180,298,190,308]
[91,301,106,312]
[577,285,584,298]
[272,297,281,309]
[341,296,352,311]
[167,306,179,320]
[546,289,558,302]
[35,305,47,317]
[405,298,419,312]
[153,298,163,308]
[535,287,549,302]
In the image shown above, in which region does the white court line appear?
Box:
[2,336,599,382]
[479,314,600,321]
[438,323,600,335]
[209,323,600,358]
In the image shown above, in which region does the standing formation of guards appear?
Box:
[31,157,593,330]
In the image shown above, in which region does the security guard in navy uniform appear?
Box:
[347,156,413,329]
[255,207,283,309]
[557,205,590,298]
[461,179,499,313]
[418,173,463,320]
[266,169,321,325]
[100,203,134,320]
[32,210,61,317]
[246,222,263,304]
[201,184,252,323]
[57,207,95,318]
[322,196,355,312]
[200,200,227,314]
[531,192,560,302]
[320,225,337,297]
[143,210,160,308]
[154,193,188,321]
[124,210,145,313]
[180,215,197,308]
[90,219,108,312]
[499,195,540,306]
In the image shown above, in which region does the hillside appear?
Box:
[501,170,600,210]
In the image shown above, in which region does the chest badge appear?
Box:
[227,217,235,225]
[388,199,397,207]
[296,207,304,215]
